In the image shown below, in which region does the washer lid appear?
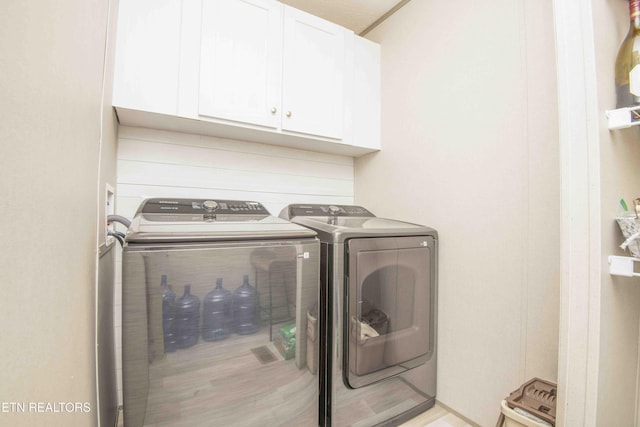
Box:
[279,204,437,243]
[125,198,317,243]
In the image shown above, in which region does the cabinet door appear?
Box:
[199,0,282,129]
[112,0,182,115]
[352,36,381,149]
[282,7,347,139]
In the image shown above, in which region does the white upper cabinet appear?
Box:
[198,0,282,129]
[112,0,181,115]
[112,0,380,156]
[197,1,346,140]
[281,7,345,139]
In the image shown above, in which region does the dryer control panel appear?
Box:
[283,204,374,218]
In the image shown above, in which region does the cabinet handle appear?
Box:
[271,107,277,114]
[286,111,292,118]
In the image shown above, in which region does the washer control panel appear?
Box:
[285,204,374,218]
[140,198,269,216]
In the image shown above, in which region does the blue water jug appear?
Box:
[232,275,259,335]
[160,275,176,352]
[202,278,232,341]
[175,284,200,349]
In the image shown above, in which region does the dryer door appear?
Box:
[345,235,435,389]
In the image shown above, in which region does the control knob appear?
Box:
[328,205,341,215]
[202,200,218,212]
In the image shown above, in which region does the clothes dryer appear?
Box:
[281,204,438,427]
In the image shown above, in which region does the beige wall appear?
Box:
[100,0,121,248]
[591,1,640,425]
[0,1,117,426]
[355,1,559,425]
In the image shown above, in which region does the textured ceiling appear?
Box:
[279,0,405,35]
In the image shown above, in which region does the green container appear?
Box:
[274,323,296,359]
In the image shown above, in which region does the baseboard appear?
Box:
[436,400,481,427]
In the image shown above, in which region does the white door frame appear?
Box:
[552,0,602,425]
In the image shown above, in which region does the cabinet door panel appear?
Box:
[282,7,346,139]
[113,0,181,114]
[199,0,282,128]
[352,37,380,149]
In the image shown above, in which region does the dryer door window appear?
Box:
[345,235,435,389]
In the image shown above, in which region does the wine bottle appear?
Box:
[615,0,640,108]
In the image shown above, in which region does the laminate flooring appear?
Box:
[399,403,473,427]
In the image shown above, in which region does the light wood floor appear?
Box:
[399,403,473,427]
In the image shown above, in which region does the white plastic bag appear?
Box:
[616,215,640,258]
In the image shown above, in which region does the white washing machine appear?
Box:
[281,204,438,427]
